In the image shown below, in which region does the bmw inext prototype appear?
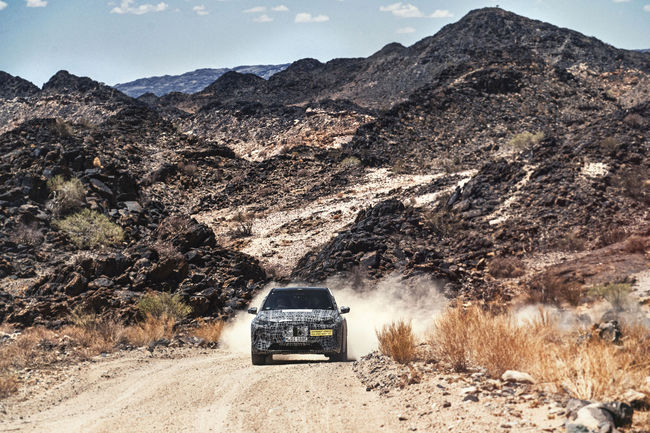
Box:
[248,287,349,365]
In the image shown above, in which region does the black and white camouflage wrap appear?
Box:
[251,304,347,356]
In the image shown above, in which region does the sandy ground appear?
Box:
[0,347,565,433]
[0,349,403,433]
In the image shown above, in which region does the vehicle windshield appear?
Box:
[262,290,334,310]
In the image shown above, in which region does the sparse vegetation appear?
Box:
[340,155,361,168]
[391,159,409,174]
[488,256,526,279]
[0,374,19,399]
[191,319,225,344]
[555,229,586,252]
[598,227,628,248]
[376,320,417,364]
[53,118,74,137]
[177,161,198,177]
[47,175,85,215]
[231,211,254,238]
[526,272,583,306]
[54,208,124,248]
[615,167,650,205]
[624,235,647,254]
[10,222,44,247]
[137,291,192,322]
[506,131,543,153]
[599,136,619,155]
[429,305,650,400]
[587,282,633,312]
[123,314,176,346]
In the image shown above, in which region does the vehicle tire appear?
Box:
[251,352,266,365]
[331,331,347,362]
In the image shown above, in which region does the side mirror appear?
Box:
[248,307,258,315]
[340,306,350,314]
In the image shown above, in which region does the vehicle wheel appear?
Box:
[331,332,347,362]
[252,352,266,365]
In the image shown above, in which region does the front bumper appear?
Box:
[251,321,343,355]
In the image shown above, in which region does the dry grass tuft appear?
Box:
[376,320,417,364]
[0,374,18,398]
[190,319,225,344]
[123,314,176,346]
[526,273,584,306]
[624,236,647,254]
[428,305,650,401]
[488,257,526,279]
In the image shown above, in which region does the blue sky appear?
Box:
[0,0,649,87]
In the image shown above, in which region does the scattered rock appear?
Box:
[501,370,535,385]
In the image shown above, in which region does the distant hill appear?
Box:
[114,64,290,97]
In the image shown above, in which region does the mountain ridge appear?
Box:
[113,64,290,97]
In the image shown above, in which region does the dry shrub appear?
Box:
[376,320,417,364]
[0,374,18,398]
[231,211,254,238]
[47,175,85,215]
[526,273,584,306]
[430,305,532,376]
[137,292,191,322]
[616,168,650,205]
[587,283,633,312]
[555,230,586,252]
[507,131,543,153]
[598,227,628,248]
[624,235,647,254]
[429,305,650,401]
[124,314,176,346]
[10,222,44,247]
[488,257,526,279]
[191,319,225,344]
[429,306,472,371]
[177,161,198,177]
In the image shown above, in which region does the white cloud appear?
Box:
[612,0,631,2]
[110,0,169,15]
[644,4,650,11]
[380,2,451,18]
[26,0,47,7]
[271,5,288,12]
[253,13,273,22]
[396,26,415,34]
[295,12,329,23]
[0,1,7,10]
[193,5,208,15]
[243,6,265,13]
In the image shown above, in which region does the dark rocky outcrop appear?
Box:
[0,71,40,99]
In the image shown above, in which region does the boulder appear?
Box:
[501,370,535,384]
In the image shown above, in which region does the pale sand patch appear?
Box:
[581,161,609,179]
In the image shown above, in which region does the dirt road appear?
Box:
[0,349,403,433]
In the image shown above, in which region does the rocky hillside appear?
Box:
[0,7,648,328]
[114,64,290,97]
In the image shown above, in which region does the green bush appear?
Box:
[340,156,361,168]
[54,208,124,248]
[47,175,85,214]
[137,292,192,322]
[507,131,543,152]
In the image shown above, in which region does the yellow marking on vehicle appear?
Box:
[310,329,333,337]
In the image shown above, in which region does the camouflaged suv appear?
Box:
[248,287,349,365]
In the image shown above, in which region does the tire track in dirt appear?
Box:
[1,350,402,433]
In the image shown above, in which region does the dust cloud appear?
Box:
[220,273,447,360]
